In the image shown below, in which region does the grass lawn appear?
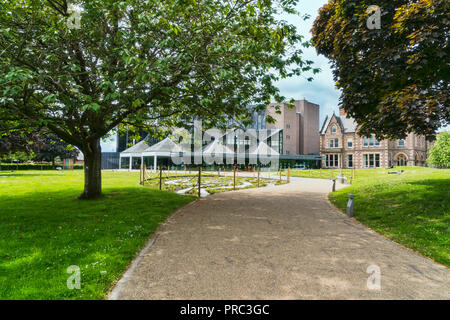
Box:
[0,170,196,299]
[326,167,449,267]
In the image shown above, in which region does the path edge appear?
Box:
[106,198,199,300]
[325,192,449,271]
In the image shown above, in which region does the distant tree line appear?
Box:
[0,131,79,164]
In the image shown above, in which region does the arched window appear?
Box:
[396,154,407,166]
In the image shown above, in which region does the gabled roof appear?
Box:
[145,137,182,153]
[320,115,330,135]
[340,116,358,133]
[320,113,358,134]
[121,136,151,154]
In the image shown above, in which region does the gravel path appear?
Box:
[109,179,449,299]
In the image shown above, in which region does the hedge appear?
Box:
[0,164,84,171]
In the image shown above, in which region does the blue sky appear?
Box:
[276,0,340,124]
[101,1,337,152]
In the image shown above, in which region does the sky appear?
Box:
[276,0,340,124]
[101,1,338,152]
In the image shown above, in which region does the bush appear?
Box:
[427,132,450,168]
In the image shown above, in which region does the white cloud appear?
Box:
[276,0,340,125]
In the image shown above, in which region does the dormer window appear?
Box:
[331,125,337,135]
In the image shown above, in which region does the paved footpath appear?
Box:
[109,179,449,299]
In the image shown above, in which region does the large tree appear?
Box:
[0,0,315,199]
[311,0,449,140]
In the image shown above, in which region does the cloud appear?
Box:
[276,0,340,125]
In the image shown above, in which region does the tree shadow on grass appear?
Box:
[0,187,194,299]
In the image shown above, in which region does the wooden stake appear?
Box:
[233,166,237,190]
[159,166,162,190]
[198,167,202,198]
[143,165,146,185]
[257,167,260,187]
[287,168,290,184]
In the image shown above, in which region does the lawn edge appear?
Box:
[326,191,450,270]
[106,197,199,300]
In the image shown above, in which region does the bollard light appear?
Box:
[347,194,354,217]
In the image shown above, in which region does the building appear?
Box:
[265,99,320,155]
[112,98,323,170]
[320,108,429,169]
[119,131,284,170]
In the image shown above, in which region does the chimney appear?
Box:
[339,107,347,117]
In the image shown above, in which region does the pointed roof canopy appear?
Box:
[145,137,182,153]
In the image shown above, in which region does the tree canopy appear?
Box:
[0,129,42,157]
[0,0,315,198]
[311,0,449,140]
[34,133,79,164]
[427,131,450,168]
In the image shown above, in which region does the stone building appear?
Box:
[319,108,429,169]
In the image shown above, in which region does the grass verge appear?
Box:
[328,167,449,267]
[0,170,195,299]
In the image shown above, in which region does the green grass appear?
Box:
[327,167,450,267]
[0,170,195,299]
[284,168,355,180]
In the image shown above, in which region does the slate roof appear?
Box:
[320,113,358,134]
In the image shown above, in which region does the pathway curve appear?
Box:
[109,179,449,299]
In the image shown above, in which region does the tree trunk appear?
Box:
[78,139,102,200]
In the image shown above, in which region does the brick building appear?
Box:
[319,108,430,169]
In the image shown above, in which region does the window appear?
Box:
[286,135,290,140]
[398,139,405,147]
[331,125,337,135]
[397,154,407,166]
[329,138,339,148]
[326,154,339,168]
[348,154,353,168]
[363,136,380,147]
[363,154,381,168]
[286,124,290,129]
[120,157,130,169]
[347,138,353,148]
